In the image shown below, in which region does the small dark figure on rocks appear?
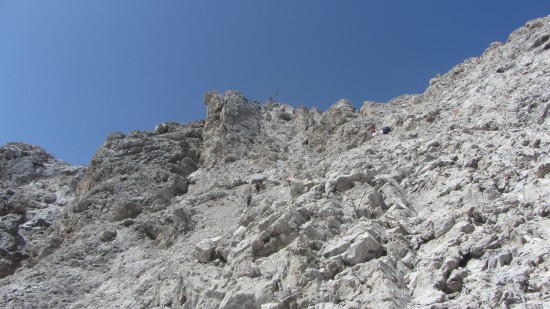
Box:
[246,194,252,206]
[255,182,261,193]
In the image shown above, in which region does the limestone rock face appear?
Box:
[71,122,201,228]
[202,90,262,167]
[0,143,85,278]
[1,15,550,309]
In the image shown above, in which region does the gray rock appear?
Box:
[202,90,261,167]
[195,236,221,263]
[444,268,469,294]
[485,250,513,270]
[2,15,550,309]
[0,143,85,278]
[342,233,384,265]
[219,291,257,309]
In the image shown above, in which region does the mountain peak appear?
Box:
[1,15,550,309]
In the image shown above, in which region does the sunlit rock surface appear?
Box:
[1,15,550,309]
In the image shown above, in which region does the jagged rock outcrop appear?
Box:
[1,15,550,309]
[68,122,202,239]
[202,90,262,166]
[0,143,85,278]
[0,124,202,308]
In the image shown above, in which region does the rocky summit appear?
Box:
[1,16,550,309]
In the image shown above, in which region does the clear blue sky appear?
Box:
[1,1,549,165]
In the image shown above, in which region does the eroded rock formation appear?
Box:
[0,15,549,309]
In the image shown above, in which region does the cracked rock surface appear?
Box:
[1,15,550,309]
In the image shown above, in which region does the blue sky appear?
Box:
[1,1,549,165]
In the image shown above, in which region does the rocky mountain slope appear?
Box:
[1,15,549,309]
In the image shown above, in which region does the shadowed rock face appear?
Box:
[0,143,85,278]
[64,122,203,248]
[73,123,201,224]
[1,15,550,309]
